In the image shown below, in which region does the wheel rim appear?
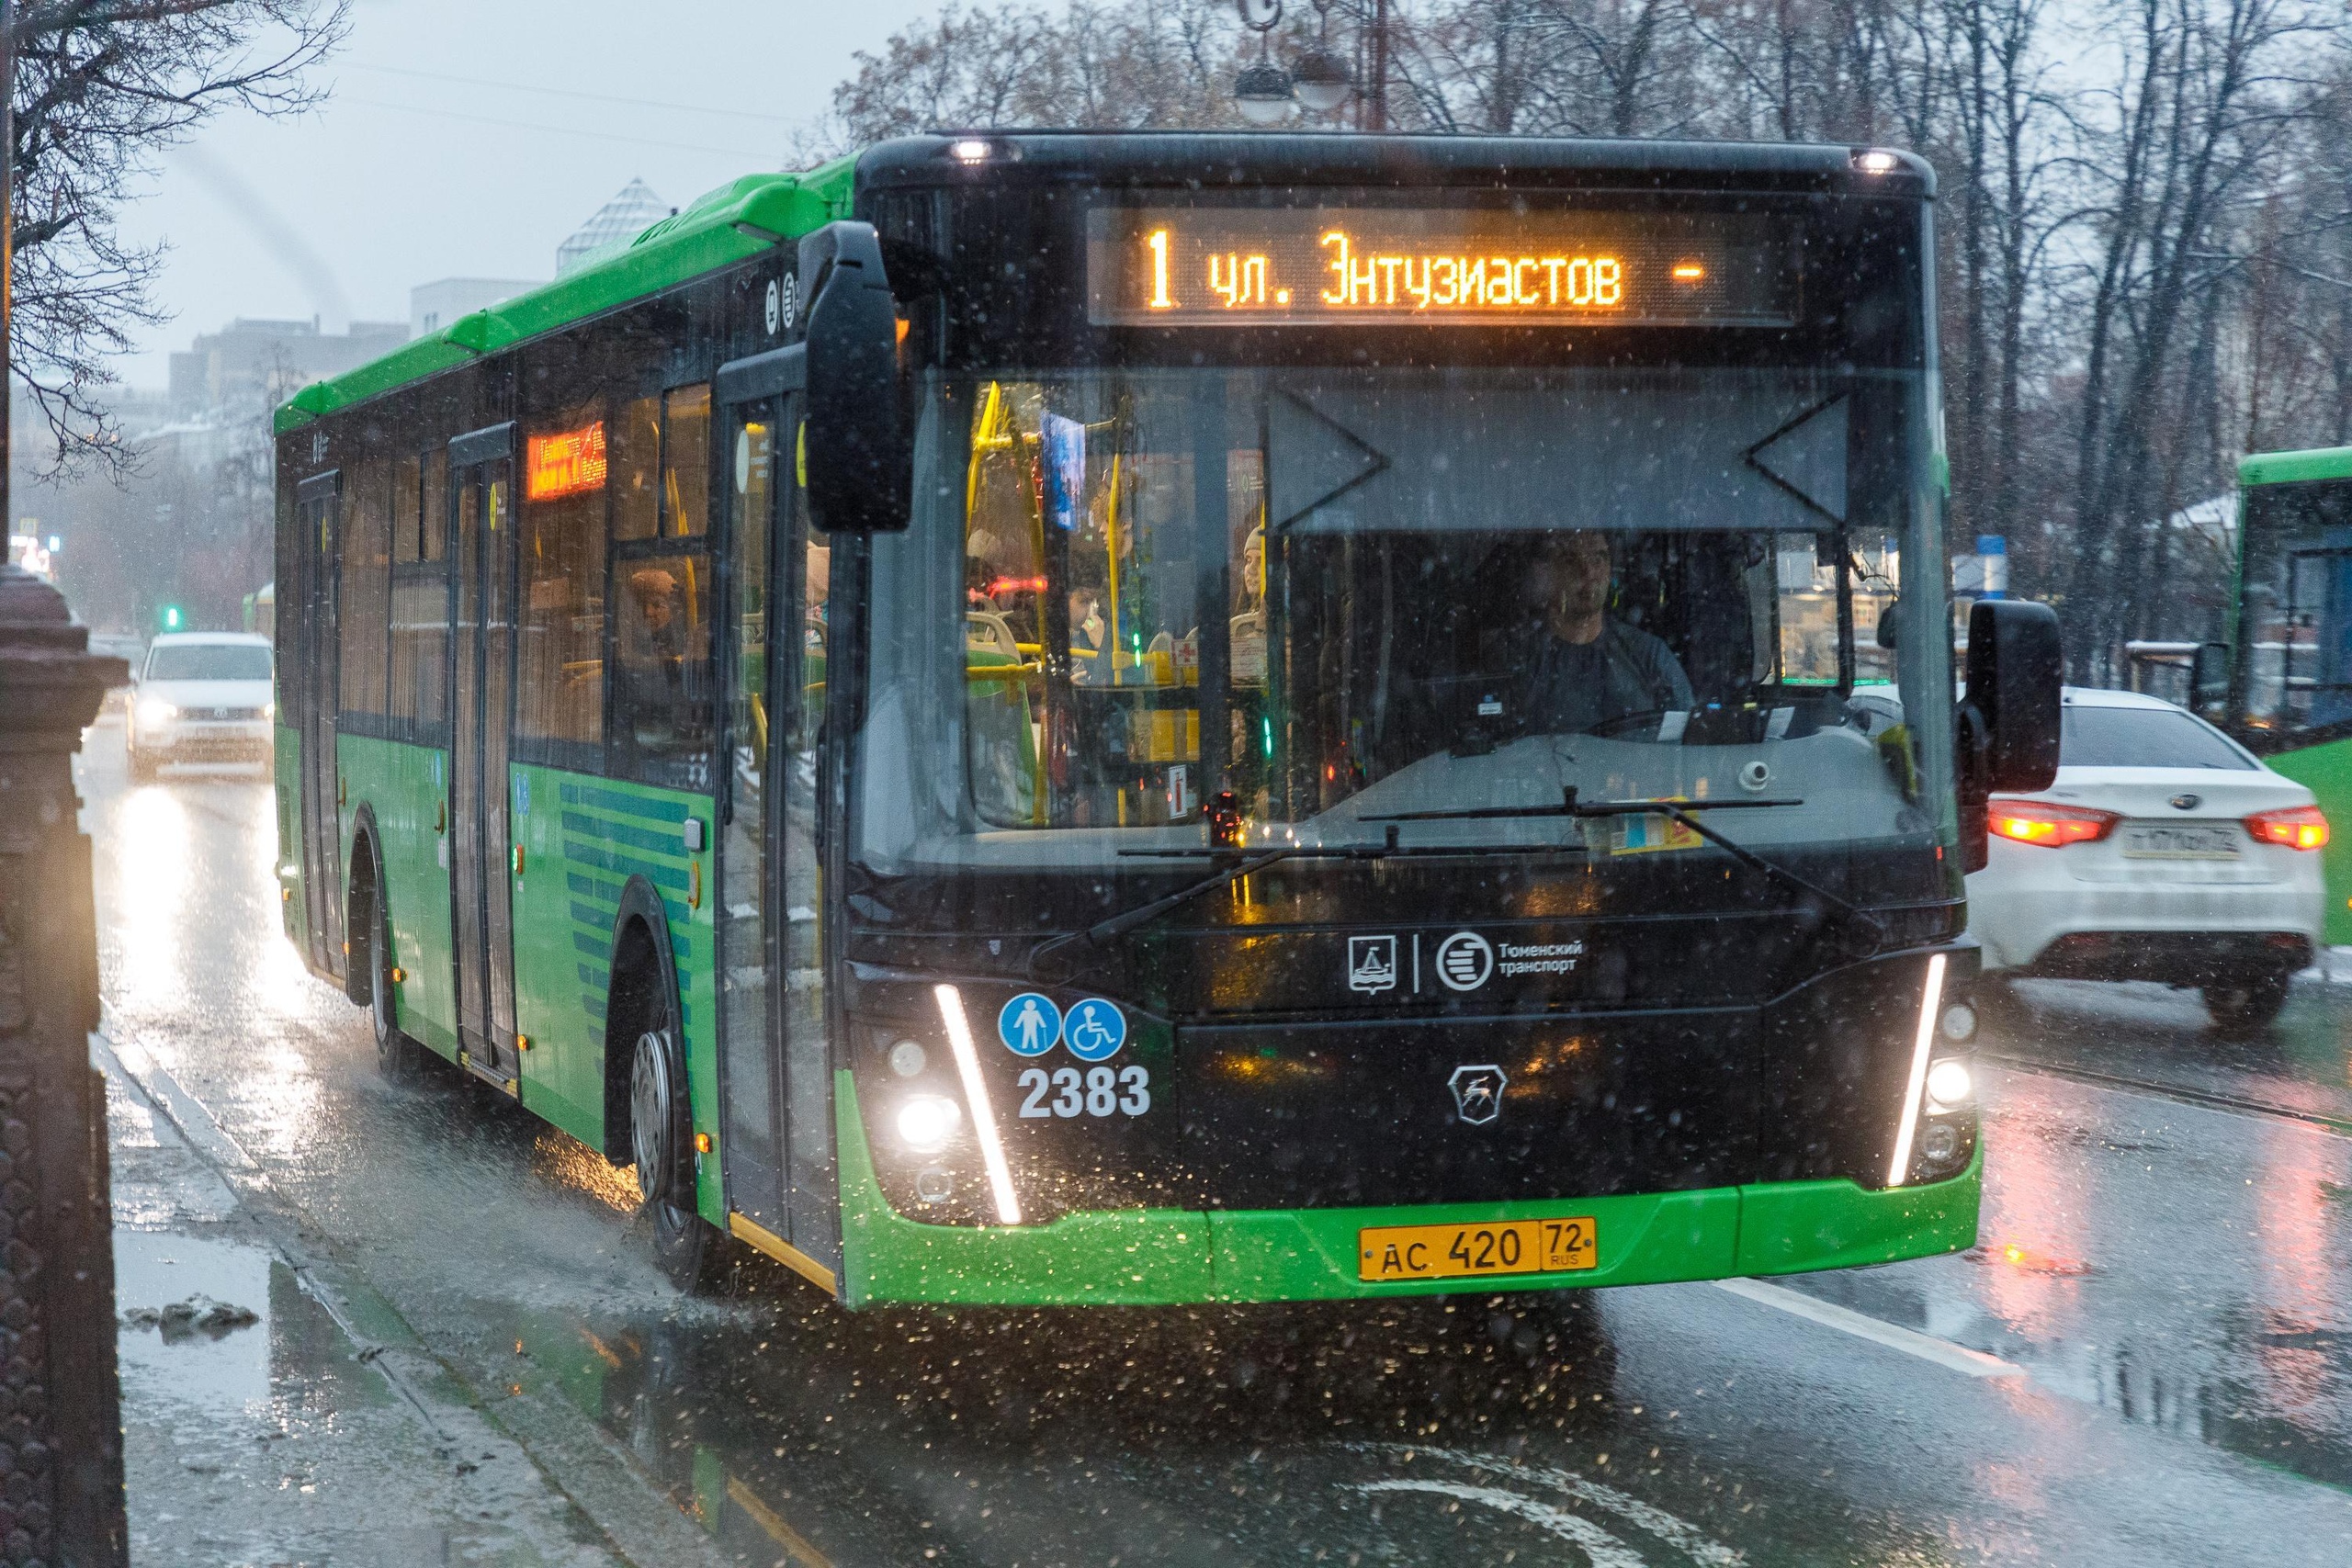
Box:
[630,1030,673,1206]
[369,900,391,1051]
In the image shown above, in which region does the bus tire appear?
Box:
[2203,972,2291,1034]
[628,1009,730,1293]
[368,875,424,1080]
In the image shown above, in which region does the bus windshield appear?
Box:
[858,363,1953,879]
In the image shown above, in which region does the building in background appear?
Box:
[555,178,670,275]
[167,317,407,419]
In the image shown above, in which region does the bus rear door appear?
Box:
[294,472,345,980]
[448,424,523,1089]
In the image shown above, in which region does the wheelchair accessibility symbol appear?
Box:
[1062,998,1127,1062]
[997,993,1062,1057]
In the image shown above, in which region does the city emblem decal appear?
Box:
[1347,934,1398,994]
[1448,1064,1507,1125]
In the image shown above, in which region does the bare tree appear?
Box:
[8,0,347,478]
[831,0,2352,673]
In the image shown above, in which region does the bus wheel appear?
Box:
[628,1018,730,1293]
[2203,972,2291,1034]
[368,882,423,1080]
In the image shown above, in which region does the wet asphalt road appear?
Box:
[83,723,2352,1567]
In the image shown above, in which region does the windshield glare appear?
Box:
[144,644,272,682]
[858,366,1953,871]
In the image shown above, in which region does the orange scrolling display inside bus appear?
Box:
[1087,205,1795,328]
[526,421,607,501]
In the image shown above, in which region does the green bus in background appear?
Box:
[273,131,2061,1307]
[2207,445,2352,944]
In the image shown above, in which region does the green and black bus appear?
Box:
[2203,444,2352,942]
[272,132,2061,1305]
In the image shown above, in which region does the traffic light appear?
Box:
[159,604,183,631]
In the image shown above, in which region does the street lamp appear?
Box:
[1292,0,1353,113]
[1233,1,1295,125]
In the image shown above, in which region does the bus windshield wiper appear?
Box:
[1025,828,1584,980]
[1365,788,1886,944]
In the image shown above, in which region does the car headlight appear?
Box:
[262,701,274,721]
[895,1094,963,1153]
[136,697,178,726]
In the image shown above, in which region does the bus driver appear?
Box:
[1519,529,1694,734]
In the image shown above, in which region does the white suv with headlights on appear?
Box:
[128,632,275,781]
[1966,687,2325,1031]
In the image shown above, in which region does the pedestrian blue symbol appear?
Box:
[1063,998,1126,1062]
[997,992,1062,1057]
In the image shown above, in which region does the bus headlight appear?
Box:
[1918,1122,1961,1164]
[895,1094,963,1153]
[1925,1057,1973,1114]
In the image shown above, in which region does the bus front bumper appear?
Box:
[831,1073,1982,1308]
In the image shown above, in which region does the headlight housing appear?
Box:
[135,697,178,727]
[895,1094,963,1153]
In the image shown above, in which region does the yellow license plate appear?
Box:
[1357,1217,1599,1281]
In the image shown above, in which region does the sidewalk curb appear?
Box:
[95,1024,737,1568]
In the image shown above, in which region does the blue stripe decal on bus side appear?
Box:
[560,840,688,892]
[559,781,690,824]
[560,809,684,856]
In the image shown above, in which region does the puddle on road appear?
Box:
[1781,1070,2352,1494]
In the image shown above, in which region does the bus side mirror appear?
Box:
[1876,596,1901,649]
[1958,599,2063,870]
[798,220,910,533]
[1963,599,2062,792]
[2190,639,2230,717]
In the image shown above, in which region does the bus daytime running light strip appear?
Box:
[1886,953,1948,1188]
[933,985,1023,1224]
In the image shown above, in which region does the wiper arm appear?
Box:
[1028,846,1302,978]
[1363,789,1804,824]
[1367,787,1885,944]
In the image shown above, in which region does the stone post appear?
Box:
[0,560,128,1566]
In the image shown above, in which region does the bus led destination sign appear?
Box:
[1086,205,1797,328]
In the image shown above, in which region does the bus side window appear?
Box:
[389,452,449,730]
[517,407,607,750]
[614,554,713,784]
[339,456,390,718]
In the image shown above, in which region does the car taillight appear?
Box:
[2245,804,2329,851]
[1987,798,2120,847]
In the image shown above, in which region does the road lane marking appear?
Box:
[1350,1481,1648,1567]
[1713,1277,2024,1379]
[1357,1444,1741,1564]
[1979,1053,2352,1138]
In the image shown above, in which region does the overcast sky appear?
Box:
[112,0,941,388]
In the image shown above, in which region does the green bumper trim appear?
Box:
[833,1073,1982,1308]
[1735,1143,1983,1275]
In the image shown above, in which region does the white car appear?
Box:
[1967,686,2325,1030]
[128,632,275,781]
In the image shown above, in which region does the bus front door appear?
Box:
[448,427,523,1089]
[715,371,837,1270]
[294,473,345,980]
